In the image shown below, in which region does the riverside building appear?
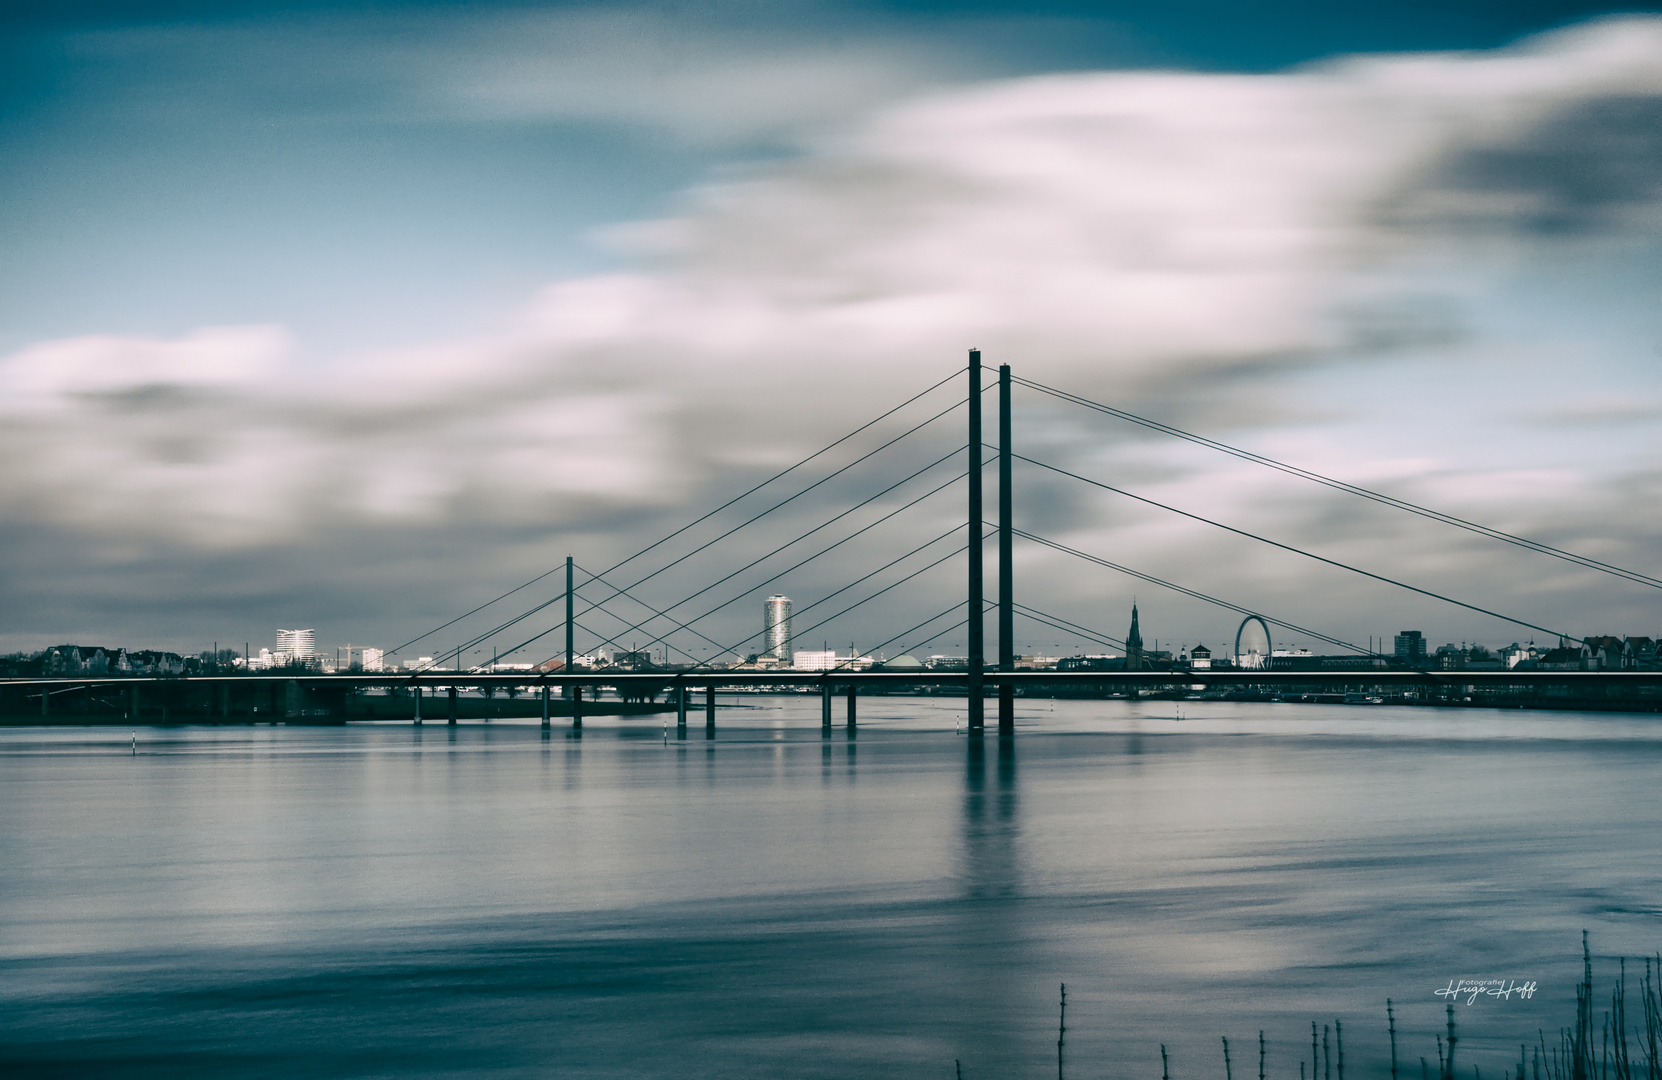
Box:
[275,628,316,665]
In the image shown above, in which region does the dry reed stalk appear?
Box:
[1057,983,1066,1080]
[1390,1001,1399,1080]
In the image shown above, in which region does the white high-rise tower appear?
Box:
[275,628,316,665]
[763,595,792,664]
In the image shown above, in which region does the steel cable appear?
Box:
[1012,526,1369,654]
[389,368,963,657]
[569,463,971,665]
[995,453,1585,646]
[1013,374,1662,591]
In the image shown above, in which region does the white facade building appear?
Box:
[275,628,316,665]
[794,649,876,671]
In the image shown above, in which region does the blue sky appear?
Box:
[4,1,1662,661]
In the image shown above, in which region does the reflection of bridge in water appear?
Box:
[11,352,1662,726]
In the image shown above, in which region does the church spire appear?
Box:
[1127,603,1142,650]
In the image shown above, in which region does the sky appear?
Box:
[4,0,1662,665]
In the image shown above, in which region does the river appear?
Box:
[3,697,1659,1078]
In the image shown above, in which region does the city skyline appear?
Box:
[10,600,1647,678]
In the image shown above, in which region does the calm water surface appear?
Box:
[3,697,1660,1078]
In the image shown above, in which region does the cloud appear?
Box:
[8,17,1662,652]
[0,326,286,412]
[1524,396,1662,425]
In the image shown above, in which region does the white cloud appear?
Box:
[0,326,286,412]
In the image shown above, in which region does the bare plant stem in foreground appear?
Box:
[1057,983,1065,1080]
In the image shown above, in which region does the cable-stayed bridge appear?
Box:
[10,352,1662,729]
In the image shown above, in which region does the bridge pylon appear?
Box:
[967,350,985,735]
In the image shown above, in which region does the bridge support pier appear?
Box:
[572,685,582,729]
[821,684,833,735]
[41,686,49,718]
[413,685,422,725]
[541,685,551,728]
[998,685,1014,737]
[448,686,458,725]
[676,683,687,738]
[705,686,716,738]
[131,684,140,721]
[221,682,232,720]
[846,685,857,731]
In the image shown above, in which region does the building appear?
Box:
[792,649,875,671]
[275,629,316,666]
[1057,655,1122,672]
[1124,604,1145,671]
[44,646,110,676]
[1188,643,1211,670]
[764,595,792,665]
[1393,631,1427,665]
[1585,636,1629,670]
[123,650,185,675]
[1535,644,1591,671]
[360,647,383,672]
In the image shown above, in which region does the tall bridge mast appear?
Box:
[967,350,985,734]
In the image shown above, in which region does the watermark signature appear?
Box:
[1436,979,1537,1004]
